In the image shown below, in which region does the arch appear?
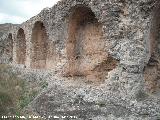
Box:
[16,28,26,64]
[31,21,48,69]
[65,5,118,82]
[7,33,13,61]
[149,1,160,54]
[144,2,160,93]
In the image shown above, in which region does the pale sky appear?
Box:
[0,0,60,24]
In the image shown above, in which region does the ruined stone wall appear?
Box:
[43,0,158,95]
[0,24,19,63]
[0,0,160,96]
[0,33,13,63]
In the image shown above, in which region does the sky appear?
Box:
[0,0,60,24]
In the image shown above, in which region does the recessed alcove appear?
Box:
[144,3,160,93]
[16,28,26,64]
[6,33,13,61]
[65,5,119,82]
[31,21,48,69]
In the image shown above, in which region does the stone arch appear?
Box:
[144,2,160,93]
[16,28,26,64]
[31,21,48,69]
[65,5,119,82]
[6,33,13,61]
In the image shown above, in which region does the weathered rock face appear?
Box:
[1,0,160,119]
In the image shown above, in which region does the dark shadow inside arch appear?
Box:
[31,21,48,69]
[144,1,160,93]
[16,28,26,64]
[65,5,119,83]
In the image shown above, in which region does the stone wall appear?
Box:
[0,0,160,96]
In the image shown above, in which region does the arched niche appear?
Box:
[144,2,160,93]
[31,21,48,69]
[6,33,13,61]
[65,5,119,82]
[16,28,26,64]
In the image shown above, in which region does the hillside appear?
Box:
[0,23,18,37]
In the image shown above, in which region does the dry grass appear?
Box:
[0,64,47,119]
[0,64,22,116]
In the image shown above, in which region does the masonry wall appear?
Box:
[0,0,159,96]
[0,33,13,63]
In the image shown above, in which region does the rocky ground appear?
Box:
[7,64,160,120]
